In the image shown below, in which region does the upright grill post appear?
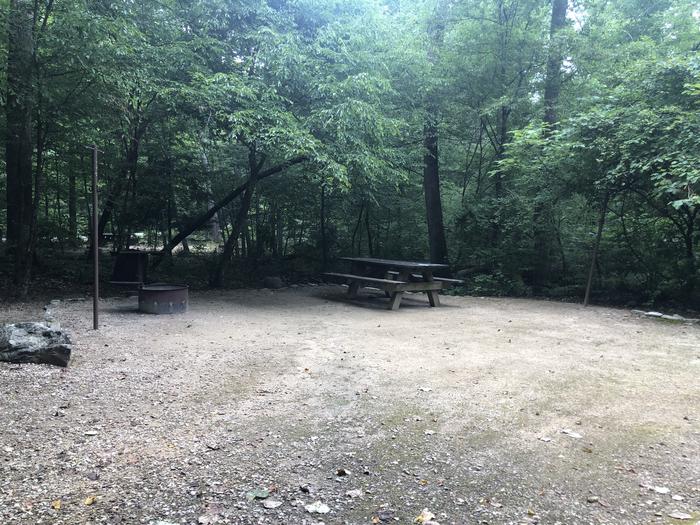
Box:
[91,145,99,330]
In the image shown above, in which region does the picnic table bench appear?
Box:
[324,257,463,310]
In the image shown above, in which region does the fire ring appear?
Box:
[138,284,189,314]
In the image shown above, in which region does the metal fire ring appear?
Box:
[138,284,188,314]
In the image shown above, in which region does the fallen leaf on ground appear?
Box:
[51,500,61,510]
[83,495,96,505]
[415,508,436,523]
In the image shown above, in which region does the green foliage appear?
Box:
[1,0,698,308]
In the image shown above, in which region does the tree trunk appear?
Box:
[423,4,449,265]
[68,167,77,241]
[584,192,609,307]
[153,155,307,267]
[543,0,568,134]
[210,147,264,287]
[532,0,568,290]
[423,109,449,264]
[681,208,698,302]
[364,202,374,257]
[351,202,364,255]
[5,0,36,291]
[320,184,328,269]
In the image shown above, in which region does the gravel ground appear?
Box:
[0,286,698,525]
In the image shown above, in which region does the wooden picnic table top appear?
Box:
[340,257,449,271]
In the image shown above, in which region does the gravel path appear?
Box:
[1,286,698,525]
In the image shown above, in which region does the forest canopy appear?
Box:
[1,0,699,308]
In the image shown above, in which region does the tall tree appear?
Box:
[532,0,567,289]
[5,0,35,291]
[423,1,449,264]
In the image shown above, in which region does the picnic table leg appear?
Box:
[383,271,393,298]
[388,291,404,310]
[347,261,365,298]
[423,270,441,307]
[387,269,412,309]
[348,280,361,298]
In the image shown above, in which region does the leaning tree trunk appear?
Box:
[5,0,35,292]
[211,175,258,287]
[153,155,307,267]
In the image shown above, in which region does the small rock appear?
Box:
[587,496,599,503]
[84,430,99,436]
[652,486,670,494]
[304,501,330,514]
[246,489,269,500]
[561,429,582,439]
[375,509,395,522]
[424,430,436,436]
[345,489,362,499]
[336,468,349,476]
[672,495,684,501]
[262,500,283,509]
[668,511,692,520]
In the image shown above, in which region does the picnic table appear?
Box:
[324,257,462,310]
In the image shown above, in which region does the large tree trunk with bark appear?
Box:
[423,3,449,265]
[423,110,448,264]
[532,0,568,290]
[5,0,35,291]
[543,0,568,133]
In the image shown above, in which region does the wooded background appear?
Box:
[1,0,698,308]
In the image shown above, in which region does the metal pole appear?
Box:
[92,145,99,330]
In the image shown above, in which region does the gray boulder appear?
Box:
[0,322,72,367]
